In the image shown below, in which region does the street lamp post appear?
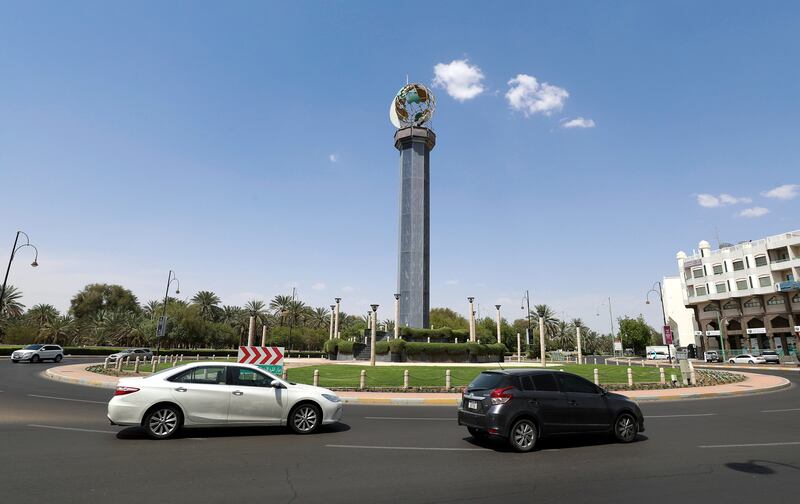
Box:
[394,294,401,340]
[370,304,379,366]
[495,304,502,344]
[334,298,341,339]
[467,297,475,342]
[0,231,39,315]
[646,281,672,361]
[156,270,180,356]
[328,304,335,340]
[597,297,616,356]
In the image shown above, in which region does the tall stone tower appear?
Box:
[389,83,437,329]
[395,127,435,328]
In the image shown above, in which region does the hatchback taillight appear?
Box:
[114,386,139,396]
[490,386,514,405]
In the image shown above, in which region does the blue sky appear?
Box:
[1,1,798,332]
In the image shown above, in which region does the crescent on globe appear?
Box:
[389,83,436,129]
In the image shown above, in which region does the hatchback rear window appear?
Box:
[468,372,506,390]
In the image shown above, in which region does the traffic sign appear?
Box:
[238,346,285,375]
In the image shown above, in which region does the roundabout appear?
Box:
[1,357,798,503]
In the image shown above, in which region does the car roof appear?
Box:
[483,368,557,375]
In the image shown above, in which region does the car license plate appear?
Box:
[468,401,478,410]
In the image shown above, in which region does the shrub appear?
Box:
[388,339,406,353]
[324,339,354,354]
[375,341,389,354]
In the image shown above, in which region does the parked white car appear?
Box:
[728,354,766,365]
[108,348,153,362]
[107,362,343,439]
[11,344,64,363]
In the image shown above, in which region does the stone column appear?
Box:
[539,316,546,366]
[495,304,502,344]
[247,316,255,346]
[334,298,341,339]
[395,127,435,329]
[328,305,335,340]
[576,326,582,364]
[394,294,401,340]
[468,297,475,342]
[261,325,267,347]
[370,305,379,367]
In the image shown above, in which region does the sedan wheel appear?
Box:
[30,355,40,363]
[290,404,321,434]
[54,354,63,363]
[144,406,181,440]
[614,413,638,443]
[509,419,537,452]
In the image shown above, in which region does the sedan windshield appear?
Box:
[23,344,43,350]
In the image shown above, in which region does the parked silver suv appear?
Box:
[11,344,64,363]
[107,348,153,362]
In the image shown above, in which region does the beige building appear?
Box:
[676,230,800,356]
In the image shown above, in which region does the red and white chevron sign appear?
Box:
[238,346,284,366]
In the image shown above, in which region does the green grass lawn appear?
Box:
[285,363,680,388]
[114,360,680,387]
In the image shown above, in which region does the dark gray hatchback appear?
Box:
[457,369,645,452]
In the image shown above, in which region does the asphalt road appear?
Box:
[1,359,798,504]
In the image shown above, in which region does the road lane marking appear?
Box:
[364,417,453,421]
[327,444,484,451]
[761,408,800,413]
[28,424,117,434]
[699,441,800,449]
[28,394,107,404]
[645,413,715,418]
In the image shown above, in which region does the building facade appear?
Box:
[662,276,698,348]
[676,230,800,356]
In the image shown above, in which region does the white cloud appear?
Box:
[762,184,799,200]
[328,154,338,163]
[311,282,326,291]
[432,59,485,101]
[505,74,569,117]
[561,117,595,129]
[739,207,770,218]
[696,193,751,208]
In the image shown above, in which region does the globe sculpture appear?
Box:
[389,83,436,129]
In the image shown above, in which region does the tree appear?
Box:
[69,284,140,320]
[429,307,468,330]
[25,303,60,329]
[191,291,222,321]
[618,315,658,354]
[243,300,267,325]
[269,295,294,322]
[0,285,25,319]
[142,300,160,319]
[41,315,75,345]
[309,307,330,329]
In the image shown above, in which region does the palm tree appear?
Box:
[531,304,560,339]
[41,315,74,346]
[0,285,25,319]
[269,295,294,323]
[552,320,574,350]
[142,300,160,319]
[244,300,268,326]
[309,307,330,329]
[191,291,222,321]
[26,304,60,328]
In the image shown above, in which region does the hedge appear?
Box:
[324,339,354,354]
[0,346,324,358]
[404,342,506,356]
[399,327,470,341]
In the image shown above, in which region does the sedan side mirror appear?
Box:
[270,379,285,389]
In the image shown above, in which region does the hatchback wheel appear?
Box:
[289,403,321,434]
[144,406,182,440]
[509,419,537,452]
[614,413,638,443]
[30,355,40,363]
[54,354,63,363]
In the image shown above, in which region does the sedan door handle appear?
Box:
[174,387,188,392]
[528,399,539,405]
[232,390,244,396]
[568,400,578,406]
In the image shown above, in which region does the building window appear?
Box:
[754,255,768,267]
[715,282,727,293]
[736,279,748,290]
[696,285,707,296]
[758,275,771,287]
[744,298,761,308]
[693,268,704,279]
[684,270,691,280]
[723,301,738,310]
[793,294,800,304]
[687,286,694,297]
[713,264,723,275]
[767,296,785,306]
[703,303,719,312]
[732,260,744,271]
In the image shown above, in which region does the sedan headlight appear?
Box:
[321,393,341,403]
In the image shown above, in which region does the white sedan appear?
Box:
[728,354,766,365]
[107,362,343,439]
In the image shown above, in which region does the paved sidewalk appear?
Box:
[45,363,791,404]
